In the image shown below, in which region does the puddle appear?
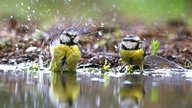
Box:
[0,64,192,108]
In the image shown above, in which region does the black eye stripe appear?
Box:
[123,39,139,42]
[66,33,70,36]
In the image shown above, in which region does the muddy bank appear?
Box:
[0,18,191,69]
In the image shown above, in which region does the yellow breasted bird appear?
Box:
[50,27,81,72]
[119,34,146,72]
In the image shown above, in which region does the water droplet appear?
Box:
[32,10,35,13]
[64,0,71,4]
[21,2,23,6]
[98,31,102,36]
[27,16,31,21]
[28,6,30,10]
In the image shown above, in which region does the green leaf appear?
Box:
[151,40,160,55]
[101,59,110,73]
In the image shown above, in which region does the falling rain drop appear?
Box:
[28,6,30,10]
[64,0,71,4]
[15,44,19,51]
[27,16,31,21]
[32,10,35,13]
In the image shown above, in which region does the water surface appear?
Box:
[0,67,192,108]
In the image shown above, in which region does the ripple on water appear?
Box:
[144,68,192,78]
[0,64,191,78]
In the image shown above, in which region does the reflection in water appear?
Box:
[49,72,80,108]
[1,69,192,108]
[119,75,145,108]
[0,71,52,108]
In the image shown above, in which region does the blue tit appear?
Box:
[49,27,81,72]
[119,34,146,72]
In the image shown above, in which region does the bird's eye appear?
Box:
[65,33,70,36]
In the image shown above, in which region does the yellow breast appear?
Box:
[119,48,144,67]
[50,44,81,72]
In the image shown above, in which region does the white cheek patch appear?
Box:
[73,36,79,44]
[68,31,77,36]
[122,41,138,49]
[60,35,70,43]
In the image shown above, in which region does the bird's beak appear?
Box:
[71,35,76,40]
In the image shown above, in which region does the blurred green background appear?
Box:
[0,0,192,29]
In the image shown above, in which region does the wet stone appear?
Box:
[8,52,15,57]
[23,57,29,62]
[16,58,23,63]
[20,54,28,58]
[25,46,37,53]
[2,58,8,63]
[31,53,39,59]
[9,59,16,64]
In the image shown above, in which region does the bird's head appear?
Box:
[121,34,142,50]
[60,27,78,45]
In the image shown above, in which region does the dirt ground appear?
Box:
[0,18,191,69]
